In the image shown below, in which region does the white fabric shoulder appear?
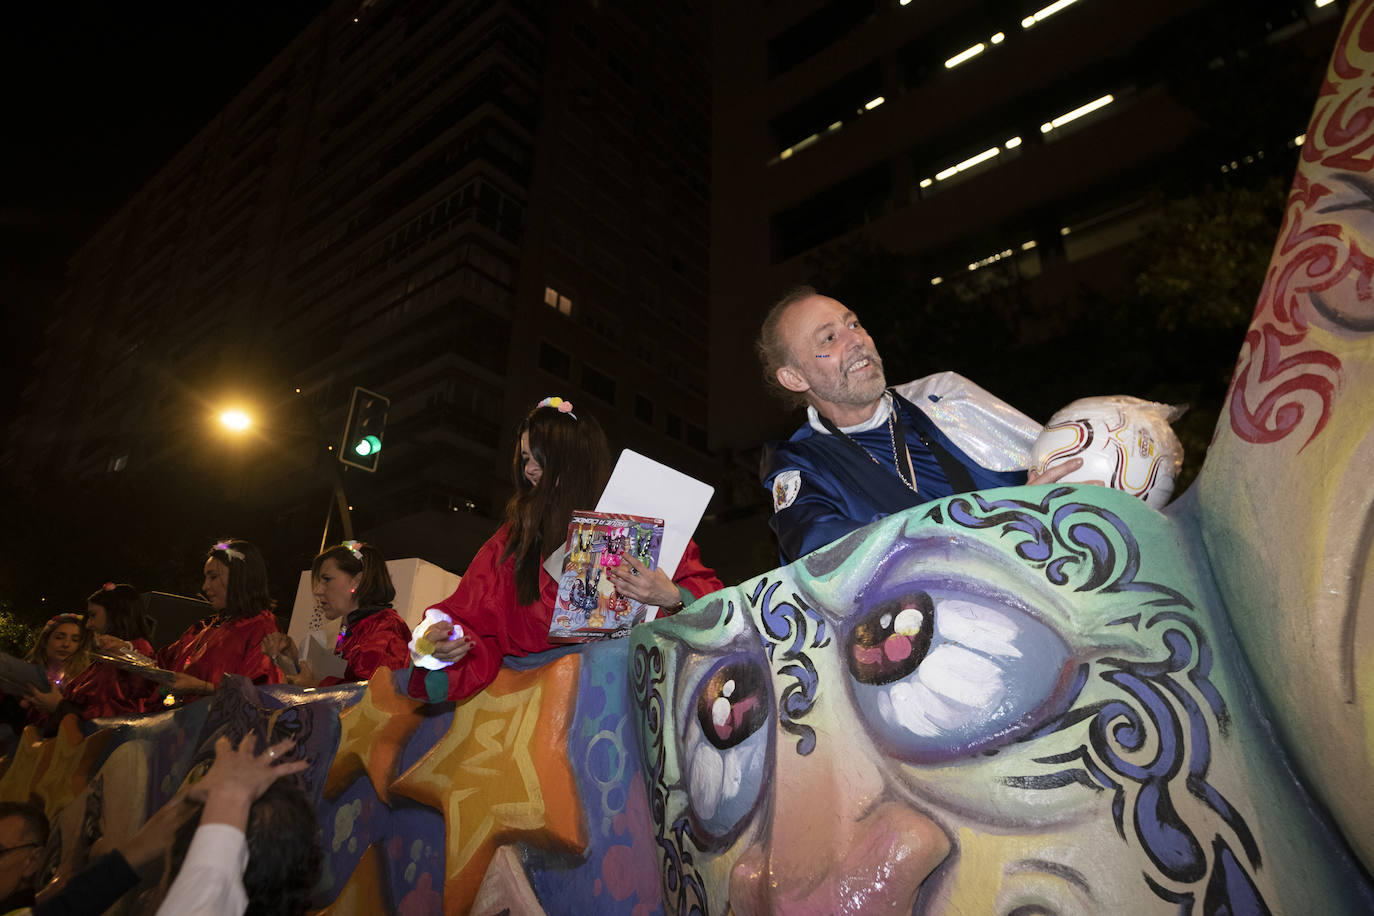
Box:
[155,823,249,916]
[895,372,1040,471]
[806,396,890,434]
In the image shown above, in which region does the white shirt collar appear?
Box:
[807,392,892,435]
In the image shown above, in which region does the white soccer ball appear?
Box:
[1030,396,1185,509]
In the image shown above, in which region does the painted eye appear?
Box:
[844,588,1073,764]
[695,659,769,749]
[848,591,935,685]
[682,654,772,842]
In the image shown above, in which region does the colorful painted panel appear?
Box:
[632,486,1374,915]
[1197,0,1374,872]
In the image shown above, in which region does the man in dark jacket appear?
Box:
[757,286,1079,563]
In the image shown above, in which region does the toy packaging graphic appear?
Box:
[550,510,664,643]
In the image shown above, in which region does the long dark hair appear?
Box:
[500,401,611,604]
[207,539,274,620]
[86,583,154,643]
[313,541,396,608]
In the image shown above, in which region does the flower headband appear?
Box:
[536,396,576,419]
[341,539,364,561]
[211,540,246,562]
[45,612,84,627]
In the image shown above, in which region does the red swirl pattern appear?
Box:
[1229,1,1374,447]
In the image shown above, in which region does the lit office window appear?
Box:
[1039,94,1114,134]
[543,285,573,316]
[1021,0,1084,29]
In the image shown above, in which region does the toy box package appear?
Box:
[549,510,664,643]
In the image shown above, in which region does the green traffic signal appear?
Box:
[340,386,388,472]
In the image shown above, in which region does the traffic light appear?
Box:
[340,387,389,472]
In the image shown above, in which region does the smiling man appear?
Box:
[756,287,1076,562]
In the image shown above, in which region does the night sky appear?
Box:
[0,1,328,439]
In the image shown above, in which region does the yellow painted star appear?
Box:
[30,715,112,820]
[0,725,50,804]
[391,656,585,915]
[324,669,426,802]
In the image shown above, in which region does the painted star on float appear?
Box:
[390,655,587,915]
[324,669,427,802]
[0,725,49,804]
[30,715,113,819]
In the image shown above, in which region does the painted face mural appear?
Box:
[632,486,1374,915]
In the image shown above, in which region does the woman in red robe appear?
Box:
[17,613,91,734]
[407,397,724,703]
[157,539,282,696]
[260,540,412,686]
[43,583,160,719]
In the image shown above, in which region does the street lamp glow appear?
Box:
[219,409,252,432]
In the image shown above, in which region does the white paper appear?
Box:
[303,631,348,681]
[595,449,714,582]
[542,544,567,582]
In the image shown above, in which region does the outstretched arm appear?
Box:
[154,736,308,916]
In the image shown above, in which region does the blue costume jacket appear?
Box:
[760,388,1028,563]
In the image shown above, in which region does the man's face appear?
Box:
[0,814,43,898]
[776,294,887,424]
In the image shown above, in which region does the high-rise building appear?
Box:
[5,0,713,573]
[710,0,1343,448]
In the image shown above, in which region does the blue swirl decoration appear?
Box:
[632,642,708,916]
[943,488,1192,606]
[748,578,830,756]
[941,490,1268,915]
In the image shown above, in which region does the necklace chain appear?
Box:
[887,410,917,492]
[852,407,917,493]
[819,392,918,494]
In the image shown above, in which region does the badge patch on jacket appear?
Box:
[772,470,801,511]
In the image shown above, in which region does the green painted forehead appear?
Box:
[793,486,1196,637]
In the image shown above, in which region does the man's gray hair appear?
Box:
[756,285,817,409]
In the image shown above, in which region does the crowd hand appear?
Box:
[190,735,309,827]
[261,632,301,677]
[605,553,679,607]
[422,620,472,664]
[116,785,198,869]
[285,658,319,688]
[261,632,299,665]
[1026,456,1084,486]
[168,671,215,695]
[24,681,64,713]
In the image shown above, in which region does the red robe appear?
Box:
[407,526,722,702]
[156,610,282,687]
[319,607,412,687]
[63,638,161,718]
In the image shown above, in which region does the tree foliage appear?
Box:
[0,607,37,657]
